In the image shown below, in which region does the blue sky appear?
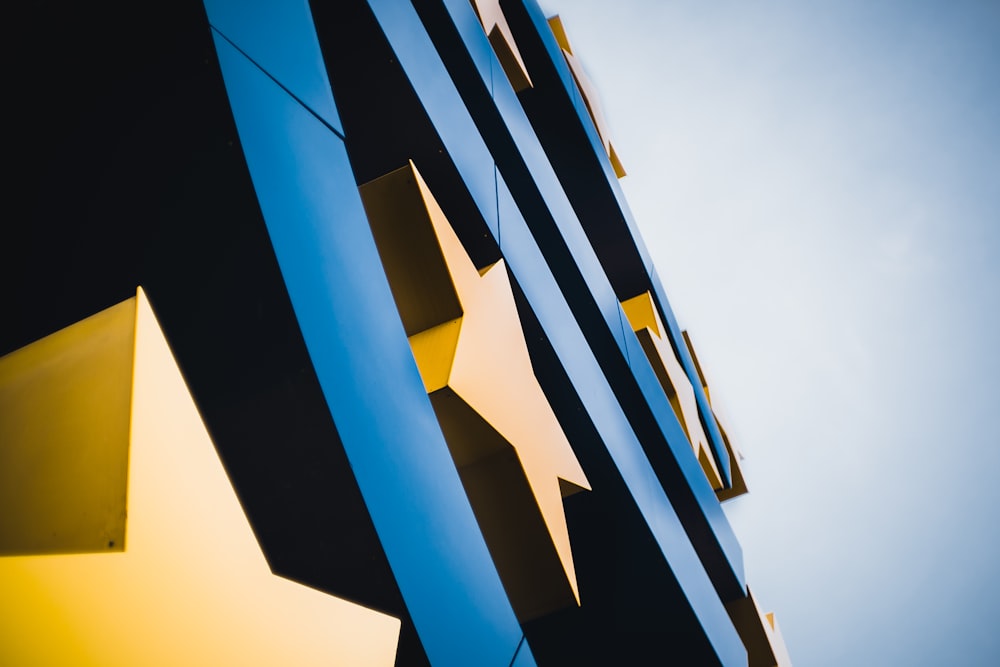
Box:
[539,1,1000,664]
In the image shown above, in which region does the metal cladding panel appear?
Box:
[498,177,746,666]
[401,0,741,591]
[210,32,527,667]
[202,0,343,134]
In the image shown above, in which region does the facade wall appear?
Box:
[2,1,788,664]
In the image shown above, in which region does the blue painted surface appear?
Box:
[373,0,742,589]
[507,636,535,667]
[203,0,343,134]
[209,30,528,667]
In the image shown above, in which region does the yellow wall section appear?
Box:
[0,299,135,556]
[0,289,400,666]
[360,162,590,621]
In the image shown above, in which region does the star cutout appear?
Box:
[360,162,590,621]
[0,289,400,666]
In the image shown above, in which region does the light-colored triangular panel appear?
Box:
[0,289,400,666]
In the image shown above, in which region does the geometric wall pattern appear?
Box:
[3,0,790,664]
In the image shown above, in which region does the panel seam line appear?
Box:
[209,25,346,141]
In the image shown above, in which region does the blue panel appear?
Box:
[203,0,343,135]
[650,268,733,484]
[210,32,524,667]
[508,636,537,667]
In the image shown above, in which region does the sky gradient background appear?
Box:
[539,1,1000,664]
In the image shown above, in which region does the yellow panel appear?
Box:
[547,15,573,54]
[359,163,590,622]
[0,289,400,666]
[471,0,533,91]
[408,318,463,393]
[621,292,662,338]
[0,298,135,556]
[621,292,723,490]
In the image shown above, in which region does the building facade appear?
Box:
[1,0,790,664]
